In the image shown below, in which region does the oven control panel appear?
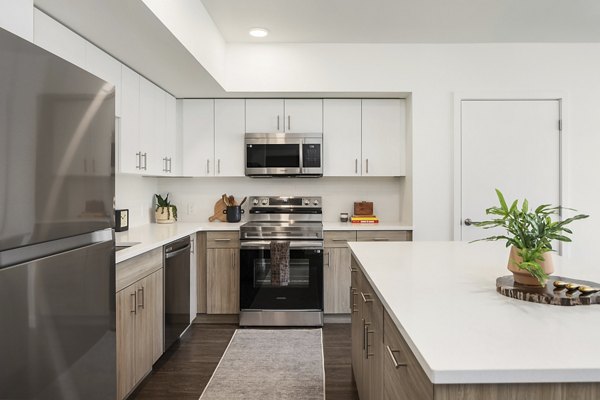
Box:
[249,196,321,208]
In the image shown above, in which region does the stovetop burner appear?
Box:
[241,196,323,240]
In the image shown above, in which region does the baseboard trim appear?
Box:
[194,313,240,324]
[324,314,351,324]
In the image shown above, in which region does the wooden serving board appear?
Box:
[208,196,227,222]
[497,275,600,306]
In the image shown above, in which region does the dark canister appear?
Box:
[223,205,245,222]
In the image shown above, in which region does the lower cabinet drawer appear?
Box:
[357,230,412,242]
[324,230,357,247]
[206,231,240,248]
[383,310,433,400]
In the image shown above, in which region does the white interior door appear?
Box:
[460,100,561,242]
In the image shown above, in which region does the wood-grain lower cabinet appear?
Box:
[383,310,433,400]
[324,231,356,314]
[206,231,240,314]
[116,250,163,400]
[352,257,384,400]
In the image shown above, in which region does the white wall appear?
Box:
[0,0,33,41]
[157,177,409,224]
[223,43,600,262]
[115,174,158,227]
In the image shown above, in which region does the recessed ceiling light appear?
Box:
[249,28,269,38]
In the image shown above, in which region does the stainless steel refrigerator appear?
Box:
[0,27,116,399]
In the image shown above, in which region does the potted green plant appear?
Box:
[155,193,178,224]
[473,189,588,286]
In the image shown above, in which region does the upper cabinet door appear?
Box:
[165,95,179,175]
[138,77,158,175]
[214,99,245,177]
[119,66,140,174]
[182,99,214,176]
[323,99,362,176]
[245,99,284,133]
[85,43,122,117]
[361,99,406,177]
[284,99,323,133]
[33,10,86,69]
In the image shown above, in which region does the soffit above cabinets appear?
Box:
[201,0,600,43]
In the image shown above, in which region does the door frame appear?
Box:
[452,92,570,253]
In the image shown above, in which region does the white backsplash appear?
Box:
[156,177,410,223]
[115,174,158,227]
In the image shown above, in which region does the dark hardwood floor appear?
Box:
[130,323,359,400]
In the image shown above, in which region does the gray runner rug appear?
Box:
[199,329,325,400]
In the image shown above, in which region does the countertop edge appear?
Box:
[116,222,413,263]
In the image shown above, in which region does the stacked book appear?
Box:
[351,215,379,224]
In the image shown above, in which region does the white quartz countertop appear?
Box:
[115,222,241,263]
[348,241,600,384]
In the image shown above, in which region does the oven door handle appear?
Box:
[241,241,324,250]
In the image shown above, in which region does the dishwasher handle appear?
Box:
[165,244,191,259]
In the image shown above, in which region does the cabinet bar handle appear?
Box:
[373,238,390,241]
[168,157,172,173]
[130,292,136,314]
[327,252,331,267]
[333,239,348,242]
[366,158,369,174]
[135,152,141,169]
[363,321,371,353]
[163,157,167,172]
[277,115,280,131]
[350,287,358,313]
[355,158,358,174]
[143,153,148,170]
[218,159,221,174]
[386,345,408,368]
[349,266,357,273]
[361,292,373,303]
[366,329,374,359]
[214,238,231,242]
[287,115,291,131]
[206,159,210,174]
[138,286,144,309]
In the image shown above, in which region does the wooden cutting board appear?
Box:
[208,196,228,222]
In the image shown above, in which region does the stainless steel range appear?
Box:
[239,196,324,326]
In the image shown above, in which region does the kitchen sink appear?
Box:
[115,242,140,252]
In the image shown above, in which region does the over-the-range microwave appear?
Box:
[244,132,323,177]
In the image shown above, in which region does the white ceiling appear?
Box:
[201,0,600,43]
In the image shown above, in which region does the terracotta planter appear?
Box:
[155,207,176,224]
[507,246,554,286]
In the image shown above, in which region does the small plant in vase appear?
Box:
[473,189,588,286]
[155,193,178,224]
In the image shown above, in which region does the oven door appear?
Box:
[245,138,302,176]
[240,241,323,310]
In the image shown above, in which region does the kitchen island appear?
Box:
[348,241,600,400]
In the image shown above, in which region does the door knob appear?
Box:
[464,218,473,226]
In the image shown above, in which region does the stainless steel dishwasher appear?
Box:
[164,236,191,350]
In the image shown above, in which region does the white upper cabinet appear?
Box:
[139,77,165,176]
[119,65,141,174]
[245,99,283,133]
[323,99,362,176]
[284,99,323,133]
[33,9,86,69]
[182,99,214,177]
[84,43,122,117]
[0,0,33,41]
[215,99,245,177]
[245,99,323,133]
[361,99,406,177]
